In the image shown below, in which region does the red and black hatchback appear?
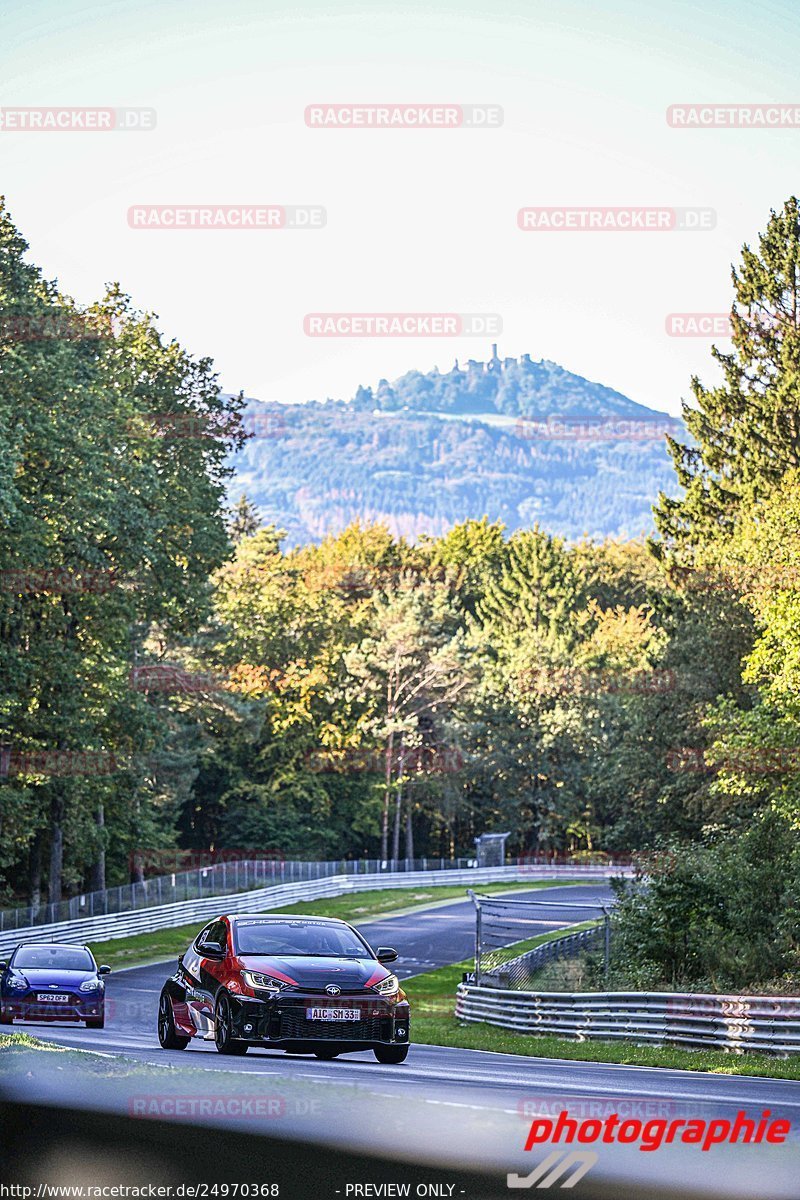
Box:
[157,914,410,1063]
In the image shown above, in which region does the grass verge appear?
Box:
[86,879,592,969]
[403,935,800,1081]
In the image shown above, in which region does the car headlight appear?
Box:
[7,977,27,991]
[372,973,399,997]
[242,970,290,994]
[79,979,102,992]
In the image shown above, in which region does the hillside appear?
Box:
[231,348,683,544]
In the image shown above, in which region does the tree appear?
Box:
[653,197,800,572]
[227,494,261,543]
[343,578,473,860]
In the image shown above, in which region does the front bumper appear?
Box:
[1,994,104,1022]
[229,990,410,1046]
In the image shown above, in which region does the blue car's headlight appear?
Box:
[79,979,102,992]
[7,977,27,992]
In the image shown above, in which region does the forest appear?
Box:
[1,195,800,993]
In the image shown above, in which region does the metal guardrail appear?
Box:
[0,854,632,931]
[0,864,620,955]
[0,856,479,932]
[467,891,614,985]
[482,923,605,988]
[455,984,800,1056]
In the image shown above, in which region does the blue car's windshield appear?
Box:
[235,920,369,957]
[13,946,94,971]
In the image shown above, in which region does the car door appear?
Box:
[196,919,229,1011]
[176,921,220,1038]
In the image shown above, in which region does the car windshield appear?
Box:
[235,920,370,957]
[13,946,94,971]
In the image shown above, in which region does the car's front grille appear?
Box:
[276,1009,388,1042]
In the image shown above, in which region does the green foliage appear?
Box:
[609,811,800,992]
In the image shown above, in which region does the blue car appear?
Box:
[0,942,111,1028]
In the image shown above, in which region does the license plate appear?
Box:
[37,993,69,1003]
[307,1007,359,1021]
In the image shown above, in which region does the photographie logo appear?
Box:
[305,103,503,129]
[304,744,464,775]
[0,567,118,595]
[514,415,680,442]
[303,313,502,337]
[517,667,676,697]
[0,747,119,779]
[518,207,716,232]
[128,206,326,230]
[668,104,800,128]
[127,410,286,440]
[509,1108,791,1189]
[0,107,156,132]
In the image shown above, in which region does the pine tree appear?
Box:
[227,494,261,543]
[653,196,800,569]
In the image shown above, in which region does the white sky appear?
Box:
[2,0,799,415]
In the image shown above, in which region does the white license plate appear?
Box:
[307,1007,359,1021]
[37,993,69,1003]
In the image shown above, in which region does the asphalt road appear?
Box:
[1,883,798,1198]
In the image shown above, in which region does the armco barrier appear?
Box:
[455,984,800,1056]
[0,864,623,956]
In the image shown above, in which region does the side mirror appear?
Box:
[178,953,184,966]
[376,947,398,964]
[98,965,111,975]
[0,961,7,971]
[201,940,226,958]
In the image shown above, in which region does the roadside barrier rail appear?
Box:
[481,923,605,988]
[0,863,628,955]
[0,854,631,932]
[455,983,800,1056]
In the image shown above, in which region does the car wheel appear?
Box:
[0,1012,12,1025]
[214,992,248,1055]
[86,1014,105,1029]
[158,991,190,1050]
[314,1047,340,1060]
[373,1044,409,1064]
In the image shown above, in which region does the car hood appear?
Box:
[10,969,97,988]
[237,954,388,989]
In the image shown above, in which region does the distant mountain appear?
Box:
[230,348,683,545]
